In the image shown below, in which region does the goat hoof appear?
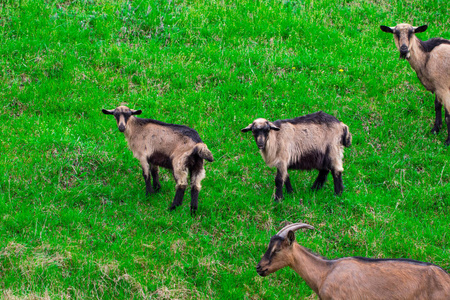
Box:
[312,183,326,191]
[431,127,440,134]
[169,205,177,211]
[334,189,344,196]
[153,183,161,191]
[311,184,321,191]
[146,187,155,196]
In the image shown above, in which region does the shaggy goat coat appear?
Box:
[102,106,213,214]
[242,112,351,199]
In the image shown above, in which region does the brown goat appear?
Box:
[380,23,450,145]
[241,112,351,200]
[256,223,450,299]
[102,106,214,214]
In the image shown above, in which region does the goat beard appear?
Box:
[399,52,409,59]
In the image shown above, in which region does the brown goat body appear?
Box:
[242,112,352,200]
[102,106,214,214]
[380,23,450,145]
[257,223,450,300]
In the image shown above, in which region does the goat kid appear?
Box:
[380,23,450,145]
[242,112,351,200]
[256,223,450,300]
[102,106,214,214]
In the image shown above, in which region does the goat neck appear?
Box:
[407,36,428,73]
[259,130,280,167]
[122,116,137,138]
[289,242,331,295]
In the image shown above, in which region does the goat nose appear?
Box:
[256,265,261,270]
[400,45,408,51]
[118,125,126,132]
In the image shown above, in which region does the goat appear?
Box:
[380,23,450,145]
[241,112,351,200]
[256,223,450,300]
[102,106,214,214]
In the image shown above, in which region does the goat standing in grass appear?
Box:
[241,112,351,200]
[380,23,450,145]
[256,223,450,299]
[102,106,214,214]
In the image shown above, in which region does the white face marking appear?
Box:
[118,114,126,127]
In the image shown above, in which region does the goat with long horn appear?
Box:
[257,222,450,299]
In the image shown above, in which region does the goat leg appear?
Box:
[445,107,450,146]
[142,167,155,196]
[285,176,293,194]
[190,187,199,215]
[312,170,329,190]
[150,165,161,191]
[169,185,186,210]
[274,168,286,201]
[431,96,442,134]
[331,170,344,195]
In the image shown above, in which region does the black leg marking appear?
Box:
[151,167,161,191]
[445,108,450,146]
[332,170,344,195]
[285,176,293,194]
[312,170,329,190]
[190,187,199,215]
[143,171,154,196]
[169,187,186,210]
[274,169,284,201]
[431,96,442,134]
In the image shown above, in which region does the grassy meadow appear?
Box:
[1,0,450,298]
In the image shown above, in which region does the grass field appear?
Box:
[1,0,449,298]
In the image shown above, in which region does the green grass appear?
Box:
[1,0,449,298]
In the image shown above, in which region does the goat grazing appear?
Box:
[241,112,351,200]
[256,223,450,299]
[102,106,214,214]
[380,23,450,145]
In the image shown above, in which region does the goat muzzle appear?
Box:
[118,125,126,132]
[399,45,409,59]
[256,264,268,276]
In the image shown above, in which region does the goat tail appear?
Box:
[193,143,214,162]
[341,125,352,147]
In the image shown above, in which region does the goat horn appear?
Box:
[276,223,315,238]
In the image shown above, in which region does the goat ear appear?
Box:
[413,25,428,33]
[287,230,296,246]
[380,25,394,33]
[241,123,253,133]
[102,109,115,115]
[131,109,142,115]
[268,122,280,131]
